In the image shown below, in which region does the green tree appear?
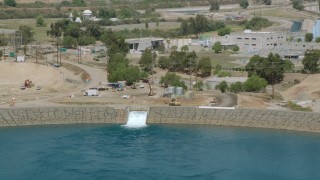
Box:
[180,20,189,35]
[63,36,77,48]
[197,57,212,77]
[209,0,220,12]
[124,66,141,85]
[4,0,16,7]
[139,48,154,72]
[108,53,129,75]
[212,41,222,53]
[229,82,243,93]
[214,64,222,74]
[243,75,268,92]
[0,50,3,60]
[78,35,96,46]
[218,27,231,36]
[64,23,82,39]
[23,45,27,55]
[232,45,240,53]
[239,0,249,9]
[168,51,186,72]
[215,80,229,93]
[244,17,273,31]
[145,21,149,29]
[85,23,102,40]
[292,0,304,10]
[305,33,313,42]
[72,0,86,6]
[283,60,294,72]
[19,25,34,45]
[158,56,170,69]
[316,37,320,43]
[263,0,272,5]
[159,72,187,90]
[302,50,320,73]
[36,15,46,27]
[245,53,285,84]
[297,38,302,42]
[101,30,129,57]
[193,81,204,91]
[181,45,189,52]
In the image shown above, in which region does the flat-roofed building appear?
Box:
[126,37,164,53]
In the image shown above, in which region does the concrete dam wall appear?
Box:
[0,106,127,127]
[147,107,320,132]
[1,106,320,133]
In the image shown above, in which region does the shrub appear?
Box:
[229,81,243,93]
[215,80,229,93]
[243,75,268,92]
[287,101,312,112]
[217,71,231,77]
[193,81,204,91]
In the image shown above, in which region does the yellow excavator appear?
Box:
[169,98,181,106]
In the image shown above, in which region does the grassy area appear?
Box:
[287,101,312,112]
[106,22,181,31]
[253,8,302,19]
[197,51,239,68]
[0,18,61,43]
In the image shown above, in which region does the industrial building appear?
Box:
[126,37,164,53]
[218,30,287,53]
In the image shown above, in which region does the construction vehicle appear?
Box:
[209,97,218,106]
[169,98,181,106]
[24,79,33,88]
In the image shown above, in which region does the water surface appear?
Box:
[0,125,320,180]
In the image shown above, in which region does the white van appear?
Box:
[84,89,99,96]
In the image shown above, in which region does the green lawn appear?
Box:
[0,18,61,43]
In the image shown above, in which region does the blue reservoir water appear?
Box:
[0,124,320,180]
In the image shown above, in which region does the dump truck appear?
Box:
[169,98,181,106]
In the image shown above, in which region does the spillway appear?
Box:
[123,111,148,128]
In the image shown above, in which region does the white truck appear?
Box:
[84,88,99,96]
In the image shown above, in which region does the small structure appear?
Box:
[83,10,93,20]
[16,56,25,62]
[75,17,82,23]
[313,19,320,39]
[68,12,74,21]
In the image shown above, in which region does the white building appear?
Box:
[217,30,287,53]
[83,10,92,20]
[126,37,164,53]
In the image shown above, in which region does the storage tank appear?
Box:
[175,87,184,96]
[167,86,175,94]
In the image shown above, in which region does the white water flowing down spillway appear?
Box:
[124,111,148,128]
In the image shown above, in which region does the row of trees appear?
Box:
[179,15,226,37]
[156,46,213,77]
[215,75,268,93]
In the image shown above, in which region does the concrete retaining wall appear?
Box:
[147,107,320,132]
[0,106,126,127]
[2,106,320,133]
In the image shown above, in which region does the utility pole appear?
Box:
[271,62,275,100]
[189,57,192,90]
[2,31,5,60]
[35,42,38,63]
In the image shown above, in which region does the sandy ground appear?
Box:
[1,59,319,112]
[0,62,75,97]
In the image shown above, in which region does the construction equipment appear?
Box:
[24,79,33,88]
[169,98,181,106]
